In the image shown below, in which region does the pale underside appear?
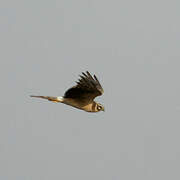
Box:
[57,97,98,112]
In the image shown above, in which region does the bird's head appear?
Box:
[96,103,105,112]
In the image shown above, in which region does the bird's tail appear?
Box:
[30,95,64,103]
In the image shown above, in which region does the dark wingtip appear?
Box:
[86,71,91,75]
[82,72,88,77]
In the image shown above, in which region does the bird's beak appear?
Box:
[102,107,105,112]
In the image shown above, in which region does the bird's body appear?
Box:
[30,71,104,112]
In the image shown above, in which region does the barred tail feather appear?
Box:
[30,95,64,103]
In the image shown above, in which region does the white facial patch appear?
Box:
[57,96,64,102]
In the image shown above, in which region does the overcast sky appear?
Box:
[1,0,180,179]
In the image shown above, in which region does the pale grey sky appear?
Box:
[1,0,180,179]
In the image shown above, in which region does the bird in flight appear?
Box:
[30,71,104,112]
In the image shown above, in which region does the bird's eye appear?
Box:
[97,105,102,110]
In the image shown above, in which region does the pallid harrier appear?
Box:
[30,71,104,112]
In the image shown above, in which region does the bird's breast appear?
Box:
[62,98,95,112]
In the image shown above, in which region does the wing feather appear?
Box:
[64,71,104,102]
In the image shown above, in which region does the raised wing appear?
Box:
[63,71,104,102]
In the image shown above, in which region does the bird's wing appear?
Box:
[63,71,104,103]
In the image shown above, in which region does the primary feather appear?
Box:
[64,71,103,103]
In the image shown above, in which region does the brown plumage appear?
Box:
[30,71,104,112]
